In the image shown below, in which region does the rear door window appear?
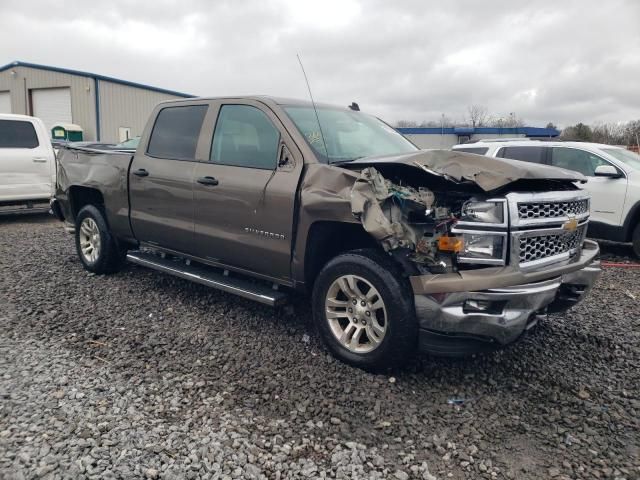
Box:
[499,146,547,164]
[147,105,208,160]
[210,105,280,169]
[0,120,39,148]
[550,147,611,176]
[454,147,488,155]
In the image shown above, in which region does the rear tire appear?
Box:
[75,205,126,274]
[312,249,417,371]
[632,223,640,258]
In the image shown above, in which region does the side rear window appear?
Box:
[147,105,208,160]
[454,147,488,155]
[210,105,280,169]
[0,120,39,148]
[499,146,546,164]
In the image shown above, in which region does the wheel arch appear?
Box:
[68,186,105,222]
[303,221,381,292]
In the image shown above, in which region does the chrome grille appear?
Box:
[519,225,587,264]
[518,199,589,220]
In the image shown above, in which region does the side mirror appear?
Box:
[594,164,621,178]
[277,144,294,171]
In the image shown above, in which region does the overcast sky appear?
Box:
[1,0,639,127]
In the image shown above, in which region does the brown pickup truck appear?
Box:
[52,96,601,369]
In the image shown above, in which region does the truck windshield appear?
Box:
[284,106,418,163]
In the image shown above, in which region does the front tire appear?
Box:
[312,249,418,371]
[75,205,125,274]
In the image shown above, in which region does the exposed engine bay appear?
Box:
[351,167,495,275]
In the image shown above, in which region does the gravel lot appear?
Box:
[1,214,639,480]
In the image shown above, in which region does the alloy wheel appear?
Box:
[79,217,101,263]
[324,274,387,353]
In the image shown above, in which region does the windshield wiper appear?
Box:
[328,156,364,164]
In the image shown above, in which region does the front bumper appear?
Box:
[413,241,601,356]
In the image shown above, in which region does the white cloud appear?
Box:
[0,0,638,127]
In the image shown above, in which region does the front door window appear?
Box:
[210,105,280,170]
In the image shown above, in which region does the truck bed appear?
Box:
[55,145,134,239]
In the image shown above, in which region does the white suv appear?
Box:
[0,114,56,213]
[452,139,640,256]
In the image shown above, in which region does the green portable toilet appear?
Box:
[51,123,84,141]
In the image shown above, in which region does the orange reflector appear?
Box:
[438,236,463,253]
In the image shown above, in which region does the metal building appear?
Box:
[0,61,193,143]
[397,126,560,149]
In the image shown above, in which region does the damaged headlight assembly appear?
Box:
[460,200,506,226]
[437,229,507,266]
[455,231,507,265]
[447,199,508,266]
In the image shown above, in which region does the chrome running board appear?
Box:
[126,251,288,307]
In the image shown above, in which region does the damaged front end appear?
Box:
[350,166,507,276]
[342,151,601,356]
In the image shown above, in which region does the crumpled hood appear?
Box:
[342,149,586,192]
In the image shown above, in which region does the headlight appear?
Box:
[457,232,506,265]
[461,201,505,224]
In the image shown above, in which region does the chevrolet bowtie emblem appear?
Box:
[562,217,578,232]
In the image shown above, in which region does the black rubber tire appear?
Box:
[75,205,126,274]
[311,248,418,371]
[633,223,640,259]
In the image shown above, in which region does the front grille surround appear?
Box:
[504,191,591,271]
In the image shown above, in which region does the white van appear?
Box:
[0,114,56,213]
[452,139,640,256]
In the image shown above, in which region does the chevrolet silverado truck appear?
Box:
[52,97,601,369]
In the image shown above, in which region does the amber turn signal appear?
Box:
[438,235,464,253]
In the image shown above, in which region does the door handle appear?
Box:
[197,176,219,186]
[33,157,47,163]
[133,168,149,177]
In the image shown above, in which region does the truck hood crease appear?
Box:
[342,150,586,191]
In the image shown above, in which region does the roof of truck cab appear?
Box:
[158,95,347,110]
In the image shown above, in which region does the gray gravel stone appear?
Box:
[0,214,639,480]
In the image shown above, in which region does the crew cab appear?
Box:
[453,139,640,257]
[52,97,601,369]
[0,114,56,213]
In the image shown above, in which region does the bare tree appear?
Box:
[624,120,640,147]
[506,112,525,128]
[591,122,626,145]
[466,105,488,127]
[561,123,593,142]
[486,113,524,128]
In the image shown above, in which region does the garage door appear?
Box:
[0,91,10,113]
[32,87,72,131]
